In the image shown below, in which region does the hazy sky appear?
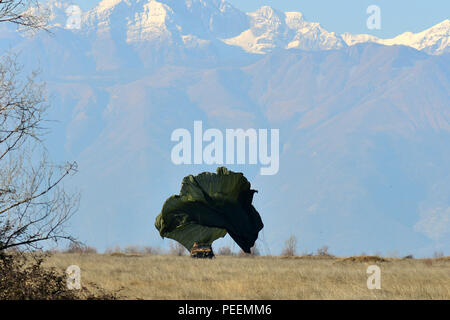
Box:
[25,0,449,255]
[67,0,449,38]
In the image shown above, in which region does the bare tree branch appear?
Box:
[0,53,79,252]
[0,0,49,31]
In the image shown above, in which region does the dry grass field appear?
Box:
[42,253,450,300]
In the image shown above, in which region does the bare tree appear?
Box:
[0,53,79,252]
[0,0,49,31]
[281,235,297,257]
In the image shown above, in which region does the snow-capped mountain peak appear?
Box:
[222,6,345,54]
[41,1,449,55]
[74,0,249,43]
[343,19,450,55]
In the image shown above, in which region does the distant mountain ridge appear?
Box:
[342,19,450,55]
[40,0,450,55]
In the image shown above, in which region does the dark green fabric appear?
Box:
[155,167,264,253]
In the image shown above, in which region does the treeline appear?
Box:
[47,236,447,259]
[47,236,335,257]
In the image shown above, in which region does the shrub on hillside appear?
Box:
[217,246,233,256]
[281,236,297,257]
[64,243,97,254]
[0,253,115,300]
[316,245,334,257]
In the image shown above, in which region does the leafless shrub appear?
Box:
[340,256,387,263]
[123,245,142,254]
[64,242,97,254]
[281,235,297,257]
[105,245,162,255]
[124,245,162,255]
[433,251,444,259]
[105,245,121,254]
[85,246,97,254]
[142,246,162,255]
[217,246,233,256]
[316,245,333,257]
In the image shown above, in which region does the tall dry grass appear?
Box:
[43,254,450,300]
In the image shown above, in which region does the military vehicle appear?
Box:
[190,242,214,259]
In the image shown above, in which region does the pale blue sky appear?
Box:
[67,0,449,38]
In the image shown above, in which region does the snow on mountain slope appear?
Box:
[78,0,248,43]
[42,1,449,55]
[341,33,379,46]
[382,20,450,55]
[222,6,345,54]
[343,20,450,55]
[125,0,175,43]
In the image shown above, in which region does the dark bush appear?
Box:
[64,242,97,254]
[0,253,115,300]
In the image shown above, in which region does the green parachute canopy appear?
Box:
[155,167,264,253]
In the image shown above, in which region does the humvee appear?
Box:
[190,242,215,259]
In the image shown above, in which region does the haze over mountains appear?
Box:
[39,0,450,55]
[2,0,449,255]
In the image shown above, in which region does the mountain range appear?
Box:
[1,0,449,256]
[40,0,449,55]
